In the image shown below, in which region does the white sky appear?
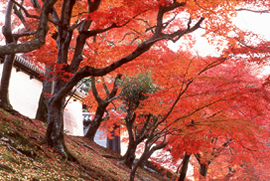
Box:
[234,11,270,40]
[234,11,270,76]
[0,5,270,65]
[167,10,270,76]
[169,11,270,56]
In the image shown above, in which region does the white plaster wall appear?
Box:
[0,64,43,118]
[94,129,107,147]
[0,62,84,137]
[64,98,84,136]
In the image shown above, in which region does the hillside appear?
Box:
[0,108,176,180]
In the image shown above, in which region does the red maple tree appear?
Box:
[0,3,269,181]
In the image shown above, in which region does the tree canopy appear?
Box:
[0,0,270,180]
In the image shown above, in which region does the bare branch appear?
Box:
[163,14,177,29]
[119,32,135,43]
[145,26,156,34]
[156,1,186,34]
[10,0,40,19]
[63,79,87,108]
[101,76,110,97]
[91,76,102,103]
[162,17,205,42]
[3,0,14,44]
[13,31,37,40]
[236,8,270,13]
[198,57,228,75]
[194,0,215,13]
[129,36,140,45]
[13,4,27,26]
[106,39,116,46]
[10,0,64,28]
[0,0,57,54]
[107,95,120,103]
[109,74,122,98]
[80,9,149,38]
[194,153,201,162]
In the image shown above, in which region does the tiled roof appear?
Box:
[0,54,44,80]
[14,55,45,75]
[0,55,87,100]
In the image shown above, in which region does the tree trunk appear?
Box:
[107,124,121,154]
[35,66,53,122]
[84,75,121,140]
[35,91,47,122]
[44,97,63,148]
[200,163,209,179]
[42,76,76,161]
[0,0,15,112]
[123,140,137,169]
[43,95,76,160]
[123,114,137,168]
[130,144,154,181]
[130,149,147,181]
[84,106,107,141]
[178,153,191,181]
[0,54,15,111]
[84,117,102,141]
[129,140,167,181]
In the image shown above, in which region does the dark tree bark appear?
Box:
[0,0,16,112]
[106,124,121,154]
[178,153,191,181]
[194,153,211,180]
[122,113,156,169]
[123,139,137,169]
[129,137,167,181]
[0,55,15,111]
[199,163,209,178]
[35,66,53,122]
[0,0,56,54]
[35,91,47,121]
[43,92,75,159]
[84,74,121,140]
[0,0,203,159]
[123,113,136,167]
[122,113,142,169]
[43,74,78,161]
[85,105,107,140]
[0,0,42,113]
[194,139,232,179]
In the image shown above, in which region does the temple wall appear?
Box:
[1,65,43,118]
[0,62,84,136]
[64,98,84,136]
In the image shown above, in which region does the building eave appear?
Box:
[0,55,87,101]
[0,54,44,81]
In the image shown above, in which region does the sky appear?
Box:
[168,10,270,57]
[234,11,270,75]
[234,11,270,40]
[166,10,270,77]
[0,4,270,52]
[1,4,270,71]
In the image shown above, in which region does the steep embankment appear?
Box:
[0,108,174,180]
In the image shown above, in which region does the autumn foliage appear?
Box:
[0,0,270,180]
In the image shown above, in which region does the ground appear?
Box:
[0,108,177,180]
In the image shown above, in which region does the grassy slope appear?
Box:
[0,108,175,181]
